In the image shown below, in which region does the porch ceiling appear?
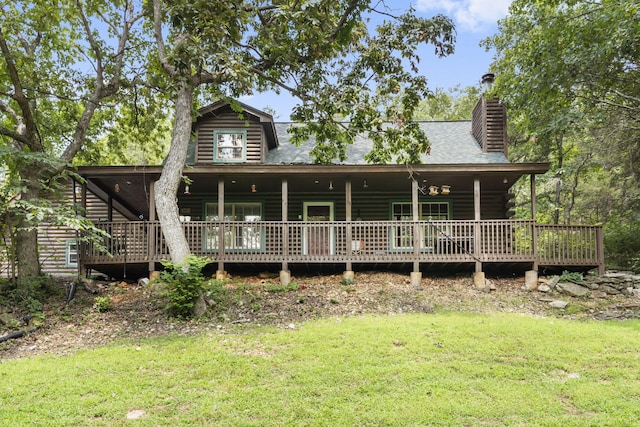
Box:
[77,163,549,216]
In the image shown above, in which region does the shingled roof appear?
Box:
[266,121,509,165]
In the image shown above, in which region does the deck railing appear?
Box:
[81,220,604,270]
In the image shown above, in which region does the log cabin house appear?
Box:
[16,90,605,283]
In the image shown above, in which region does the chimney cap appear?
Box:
[481,73,495,85]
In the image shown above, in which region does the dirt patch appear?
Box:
[1,272,637,360]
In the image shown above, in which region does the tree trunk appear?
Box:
[154,82,194,265]
[15,181,41,289]
[553,134,564,225]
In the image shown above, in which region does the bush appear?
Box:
[158,256,210,319]
[93,296,112,313]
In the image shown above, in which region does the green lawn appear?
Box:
[2,312,640,426]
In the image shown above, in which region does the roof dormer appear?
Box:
[192,101,278,165]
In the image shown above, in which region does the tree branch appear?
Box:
[153,0,178,78]
[0,31,43,152]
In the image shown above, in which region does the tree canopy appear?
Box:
[484,0,640,267]
[150,0,457,265]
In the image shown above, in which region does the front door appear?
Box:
[303,202,334,255]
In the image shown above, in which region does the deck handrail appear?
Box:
[80,219,604,271]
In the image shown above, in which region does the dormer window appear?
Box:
[214,130,246,162]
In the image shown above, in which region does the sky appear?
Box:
[246,0,513,120]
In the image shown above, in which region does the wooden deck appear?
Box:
[81,220,604,273]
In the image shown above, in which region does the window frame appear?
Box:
[213,129,247,162]
[389,200,452,251]
[203,200,264,253]
[65,239,78,268]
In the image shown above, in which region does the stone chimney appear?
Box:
[472,73,508,155]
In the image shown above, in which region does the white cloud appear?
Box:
[416,0,512,32]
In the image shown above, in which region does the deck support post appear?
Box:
[596,227,605,275]
[280,269,291,285]
[473,271,486,288]
[412,179,420,272]
[216,178,225,278]
[148,180,156,276]
[344,179,354,278]
[530,174,538,272]
[411,179,421,285]
[473,178,482,273]
[281,179,290,280]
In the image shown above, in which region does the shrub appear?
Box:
[158,256,210,319]
[93,296,112,313]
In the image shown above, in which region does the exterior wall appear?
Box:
[195,106,266,164]
[0,183,128,278]
[176,189,512,224]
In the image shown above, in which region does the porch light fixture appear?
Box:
[183,185,191,195]
[363,179,368,189]
[329,180,334,191]
[114,183,120,193]
[428,185,439,196]
[251,184,257,193]
[441,185,451,195]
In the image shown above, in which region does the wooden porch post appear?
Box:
[217,178,226,278]
[344,179,354,279]
[411,179,422,287]
[473,178,482,273]
[596,227,605,275]
[148,180,156,275]
[531,173,539,271]
[80,182,88,279]
[281,178,290,283]
[107,196,113,222]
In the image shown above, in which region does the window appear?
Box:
[391,202,450,250]
[204,202,263,251]
[66,240,78,268]
[213,130,246,162]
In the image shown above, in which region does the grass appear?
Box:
[2,312,640,426]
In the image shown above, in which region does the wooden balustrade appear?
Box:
[81,220,603,270]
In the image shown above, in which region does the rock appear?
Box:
[193,292,208,317]
[549,300,569,309]
[0,312,15,326]
[599,285,621,295]
[126,410,145,420]
[537,284,551,293]
[557,282,591,297]
[547,276,560,290]
[631,289,640,299]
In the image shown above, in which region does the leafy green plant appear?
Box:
[558,270,585,283]
[158,255,210,319]
[340,277,355,286]
[93,296,112,313]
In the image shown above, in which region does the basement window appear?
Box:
[65,240,78,268]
